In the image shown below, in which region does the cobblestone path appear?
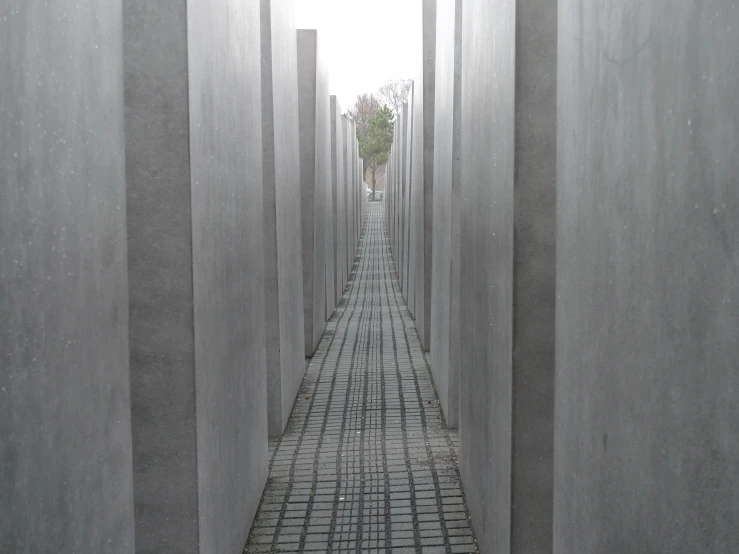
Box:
[245,204,478,554]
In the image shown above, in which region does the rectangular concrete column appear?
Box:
[325,132,336,321]
[261,0,306,437]
[297,29,331,355]
[352,123,360,253]
[555,2,739,552]
[458,0,556,552]
[397,113,404,268]
[343,116,354,280]
[393,119,402,266]
[331,96,347,302]
[388,140,397,250]
[430,0,462,428]
[0,3,135,551]
[412,0,437,350]
[347,121,355,271]
[386,144,392,239]
[124,1,267,552]
[400,100,411,297]
[359,158,367,222]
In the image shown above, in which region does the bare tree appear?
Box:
[378,78,412,117]
[347,93,382,137]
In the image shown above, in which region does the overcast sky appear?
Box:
[295,0,419,109]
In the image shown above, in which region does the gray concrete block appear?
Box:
[261,0,306,437]
[555,2,739,553]
[411,0,437,351]
[343,116,354,278]
[349,123,356,264]
[458,0,556,552]
[393,119,402,265]
[430,0,462,428]
[325,134,336,321]
[352,122,360,255]
[0,2,135,551]
[298,29,331,355]
[124,1,268,551]
[331,97,347,301]
[360,159,366,223]
[401,100,412,300]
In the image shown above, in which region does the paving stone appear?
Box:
[245,205,478,552]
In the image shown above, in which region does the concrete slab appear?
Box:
[343,116,354,279]
[297,29,330,355]
[0,3,135,551]
[352,123,360,256]
[555,2,739,552]
[261,0,306,437]
[401,100,412,300]
[331,96,347,302]
[411,0,437,351]
[124,1,268,551]
[393,119,402,264]
[458,0,556,552]
[430,0,462,428]
[347,121,355,270]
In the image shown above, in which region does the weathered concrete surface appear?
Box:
[298,29,330,355]
[401,100,412,301]
[353,123,360,255]
[360,159,366,225]
[125,1,268,551]
[411,0,437,351]
[188,2,269,548]
[0,2,135,551]
[387,135,397,258]
[350,122,357,266]
[392,119,402,265]
[325,120,336,322]
[458,0,556,552]
[343,116,354,279]
[430,0,462,428]
[555,2,739,553]
[352,122,360,256]
[331,96,347,302]
[123,2,197,550]
[261,0,306,437]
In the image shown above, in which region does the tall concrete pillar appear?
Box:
[343,116,354,278]
[411,0,437,350]
[325,124,336,321]
[124,1,267,551]
[0,2,135,551]
[388,139,397,250]
[359,158,367,221]
[430,0,462,428]
[261,0,306,437]
[555,2,739,552]
[297,29,331,355]
[352,122,360,252]
[458,0,556,552]
[331,96,347,301]
[400,100,412,298]
[393,119,402,265]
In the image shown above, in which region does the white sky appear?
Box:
[295,0,419,109]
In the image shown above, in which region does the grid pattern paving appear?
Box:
[245,204,478,554]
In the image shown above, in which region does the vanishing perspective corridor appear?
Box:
[245,204,478,553]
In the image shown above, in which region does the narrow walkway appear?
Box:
[245,204,478,554]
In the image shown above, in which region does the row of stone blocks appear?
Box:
[0,1,366,552]
[386,0,738,552]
